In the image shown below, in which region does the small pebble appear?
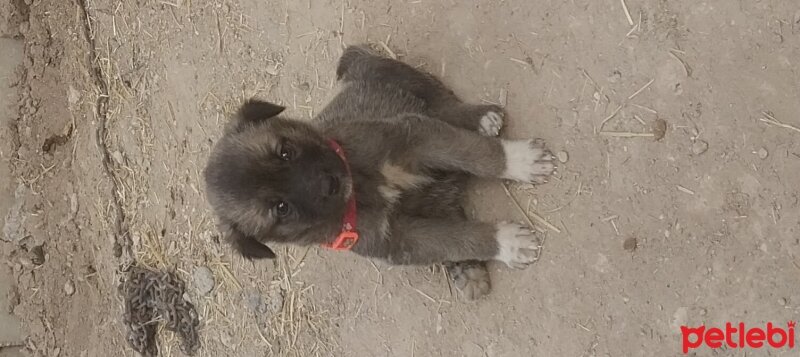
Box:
[268,289,285,314]
[623,237,638,252]
[778,297,787,306]
[607,70,622,83]
[556,150,569,163]
[192,266,215,295]
[111,151,124,165]
[70,193,79,215]
[112,242,122,258]
[68,86,81,106]
[64,280,75,296]
[30,245,45,265]
[652,118,667,141]
[757,147,768,159]
[691,140,708,155]
[18,21,29,35]
[243,290,266,313]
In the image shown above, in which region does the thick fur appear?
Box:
[204,45,555,298]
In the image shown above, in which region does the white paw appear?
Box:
[494,222,541,269]
[478,111,504,137]
[501,139,555,184]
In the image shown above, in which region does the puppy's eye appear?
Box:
[274,201,291,217]
[277,141,294,161]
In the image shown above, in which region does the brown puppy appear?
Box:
[204,45,555,299]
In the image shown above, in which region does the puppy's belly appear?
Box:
[378,163,431,206]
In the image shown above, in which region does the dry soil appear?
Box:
[1,0,799,356]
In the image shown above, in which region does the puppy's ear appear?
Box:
[227,226,276,259]
[238,99,285,123]
[227,99,286,134]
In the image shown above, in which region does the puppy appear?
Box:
[204,45,555,299]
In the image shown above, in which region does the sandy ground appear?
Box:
[1,0,799,356]
[0,34,25,357]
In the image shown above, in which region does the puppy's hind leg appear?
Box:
[439,203,492,301]
[337,46,505,135]
[400,173,493,301]
[336,45,462,110]
[444,260,491,300]
[336,45,454,99]
[433,104,506,137]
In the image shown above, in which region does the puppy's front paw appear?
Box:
[478,110,504,137]
[445,260,491,300]
[501,139,555,184]
[494,222,541,269]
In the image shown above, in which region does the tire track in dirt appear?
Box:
[74,0,132,263]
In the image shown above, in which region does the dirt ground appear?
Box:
[1,0,799,356]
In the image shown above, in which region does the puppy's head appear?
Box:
[204,99,349,259]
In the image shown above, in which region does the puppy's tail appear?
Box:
[336,44,383,81]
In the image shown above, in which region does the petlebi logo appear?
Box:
[681,321,796,354]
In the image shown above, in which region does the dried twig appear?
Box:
[378,41,396,59]
[669,49,693,77]
[410,287,436,303]
[502,183,561,233]
[599,78,654,131]
[760,112,800,134]
[600,131,655,137]
[620,0,634,26]
[599,104,624,129]
[676,185,695,195]
[601,215,619,222]
[627,78,655,101]
[631,103,657,114]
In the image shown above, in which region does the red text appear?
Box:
[681,322,795,353]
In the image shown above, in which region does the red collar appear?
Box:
[322,139,359,250]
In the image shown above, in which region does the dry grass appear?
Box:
[502,183,561,234]
[252,247,335,356]
[80,3,335,355]
[135,225,168,270]
[600,131,656,137]
[760,111,800,134]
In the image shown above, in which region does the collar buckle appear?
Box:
[324,231,359,250]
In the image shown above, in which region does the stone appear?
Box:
[192,266,215,295]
